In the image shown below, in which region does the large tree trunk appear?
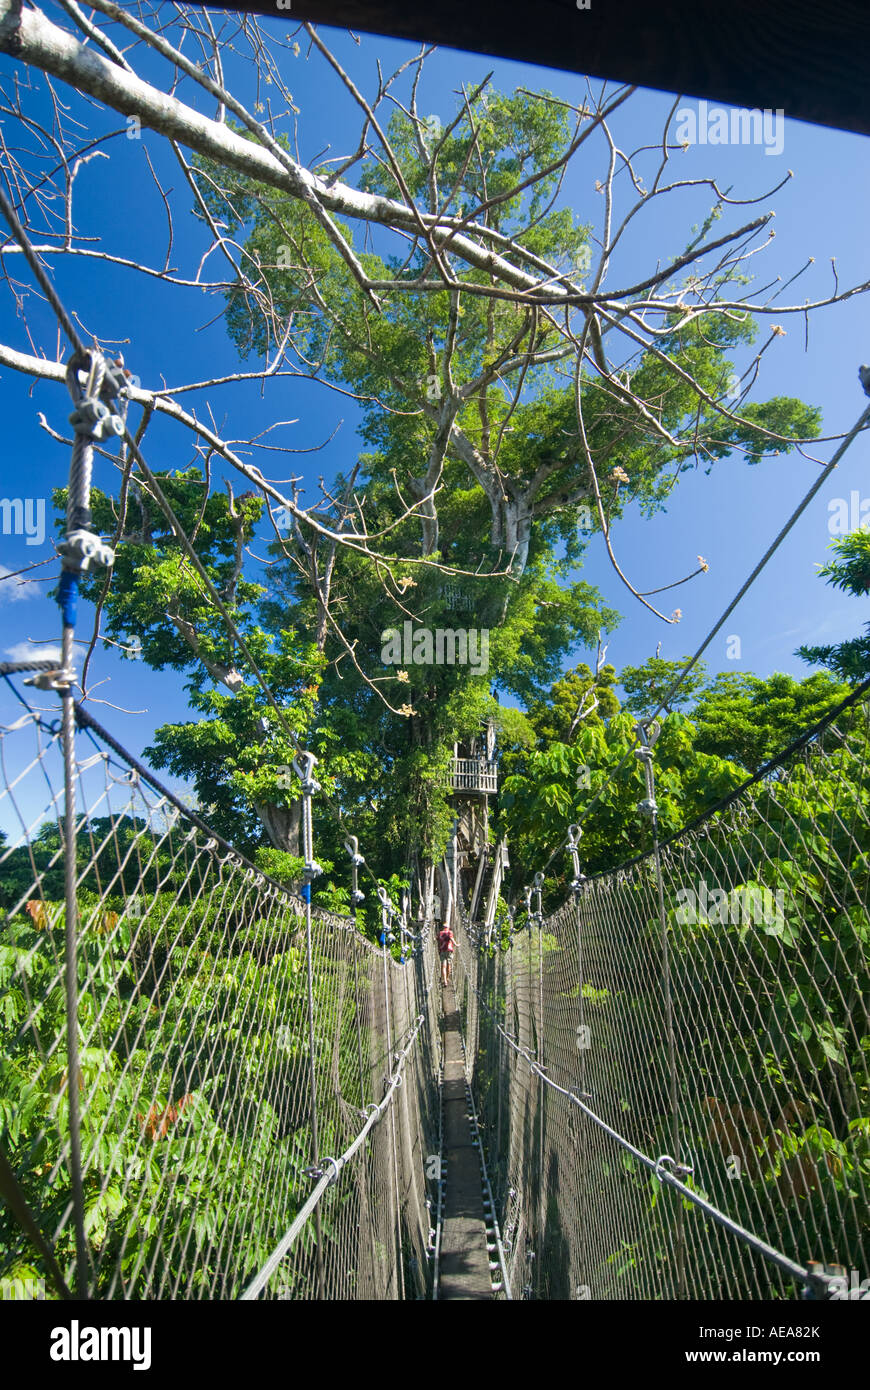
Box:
[253,798,302,856]
[501,495,532,577]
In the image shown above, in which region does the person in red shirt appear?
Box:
[437,922,455,985]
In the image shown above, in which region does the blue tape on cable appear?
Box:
[57,570,79,628]
[302,882,311,903]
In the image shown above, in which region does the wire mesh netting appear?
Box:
[454,693,870,1300]
[0,706,440,1300]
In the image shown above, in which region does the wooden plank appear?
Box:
[438,981,493,1301]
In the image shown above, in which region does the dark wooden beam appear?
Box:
[211,0,870,138]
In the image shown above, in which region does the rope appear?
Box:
[8,656,861,1295]
[1,693,437,1298]
[536,1065,811,1282]
[296,756,325,1296]
[60,623,88,1298]
[0,660,65,676]
[454,717,870,1306]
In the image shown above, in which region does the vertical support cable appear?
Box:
[302,889,324,1298]
[504,913,515,1275]
[566,827,590,1299]
[294,752,325,1299]
[494,932,504,1202]
[521,883,534,1295]
[60,632,87,1299]
[533,872,545,1297]
[345,838,368,1107]
[378,887,406,1299]
[400,925,418,1293]
[0,215,94,1297]
[636,721,687,1299]
[51,346,125,1300]
[345,838,380,1293]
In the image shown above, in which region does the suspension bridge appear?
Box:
[0,186,868,1304]
[0,674,868,1300]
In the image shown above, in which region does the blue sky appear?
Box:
[1,12,869,827]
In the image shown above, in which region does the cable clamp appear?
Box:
[320,1156,341,1185]
[69,397,124,441]
[106,358,135,402]
[302,1157,339,1184]
[802,1262,858,1300]
[654,1154,693,1183]
[292,750,321,795]
[637,797,658,819]
[343,835,365,866]
[58,529,115,574]
[23,666,75,692]
[635,718,661,747]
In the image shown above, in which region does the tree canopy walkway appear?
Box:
[1,679,868,1301]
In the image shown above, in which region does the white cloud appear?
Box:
[4,641,62,664]
[0,565,39,603]
[798,607,857,643]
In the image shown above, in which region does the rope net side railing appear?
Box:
[454,692,870,1300]
[0,706,441,1300]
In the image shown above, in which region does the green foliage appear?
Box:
[799,635,870,683]
[619,655,709,717]
[809,529,870,596]
[526,661,620,744]
[0,817,182,914]
[500,707,747,891]
[797,530,870,681]
[55,471,266,683]
[254,847,307,885]
[498,665,854,896]
[691,670,851,772]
